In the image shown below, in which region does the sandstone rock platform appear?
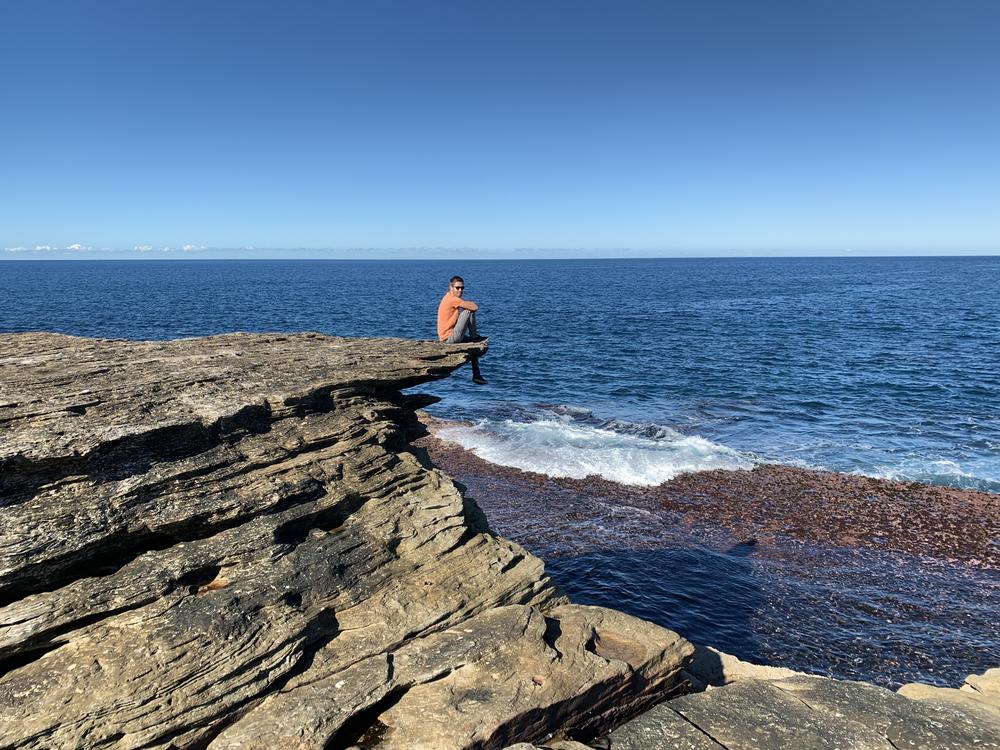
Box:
[508,651,1000,750]
[603,652,1000,750]
[0,333,692,749]
[1,332,996,750]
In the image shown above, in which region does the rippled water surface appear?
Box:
[446,460,999,688]
[547,543,999,688]
[2,256,998,490]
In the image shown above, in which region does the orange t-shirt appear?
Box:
[437,292,478,341]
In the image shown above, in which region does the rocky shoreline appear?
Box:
[416,416,1000,569]
[1,332,997,749]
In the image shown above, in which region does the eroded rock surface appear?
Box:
[609,654,1000,750]
[900,667,1000,726]
[0,333,693,750]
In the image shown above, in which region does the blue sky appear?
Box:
[1,0,998,257]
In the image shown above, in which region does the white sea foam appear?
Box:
[437,418,754,486]
[858,458,997,490]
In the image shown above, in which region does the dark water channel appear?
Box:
[450,464,1000,690]
[547,542,998,689]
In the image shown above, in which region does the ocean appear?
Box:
[3,256,999,492]
[3,256,998,687]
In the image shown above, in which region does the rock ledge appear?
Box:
[0,333,693,750]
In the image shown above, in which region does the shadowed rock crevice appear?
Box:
[323,660,474,750]
[1,400,281,507]
[271,493,366,549]
[0,473,332,606]
[0,489,385,671]
[326,691,403,750]
[0,420,213,503]
[543,616,564,658]
[0,641,64,680]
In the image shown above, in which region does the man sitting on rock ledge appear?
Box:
[437,275,487,385]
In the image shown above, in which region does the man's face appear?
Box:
[450,281,464,297]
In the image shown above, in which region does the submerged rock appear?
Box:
[0,333,692,749]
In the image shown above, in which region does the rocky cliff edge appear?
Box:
[0,333,692,750]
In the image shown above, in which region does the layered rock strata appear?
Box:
[0,333,693,750]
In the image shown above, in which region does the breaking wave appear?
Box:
[436,408,753,486]
[857,458,1000,492]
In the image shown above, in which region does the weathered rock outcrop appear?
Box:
[900,667,1000,729]
[604,651,1000,749]
[504,658,1000,749]
[0,333,693,749]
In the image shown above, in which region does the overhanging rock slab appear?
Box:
[0,333,693,750]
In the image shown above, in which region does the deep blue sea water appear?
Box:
[3,257,998,687]
[3,257,999,492]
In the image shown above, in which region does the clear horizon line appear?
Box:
[4,244,1000,254]
[3,249,1000,262]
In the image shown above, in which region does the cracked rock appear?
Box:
[0,333,693,750]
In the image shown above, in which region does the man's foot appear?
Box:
[468,335,488,343]
[472,376,488,385]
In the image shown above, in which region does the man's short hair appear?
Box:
[450,275,464,286]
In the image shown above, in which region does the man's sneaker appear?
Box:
[469,335,488,343]
[472,376,488,385]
